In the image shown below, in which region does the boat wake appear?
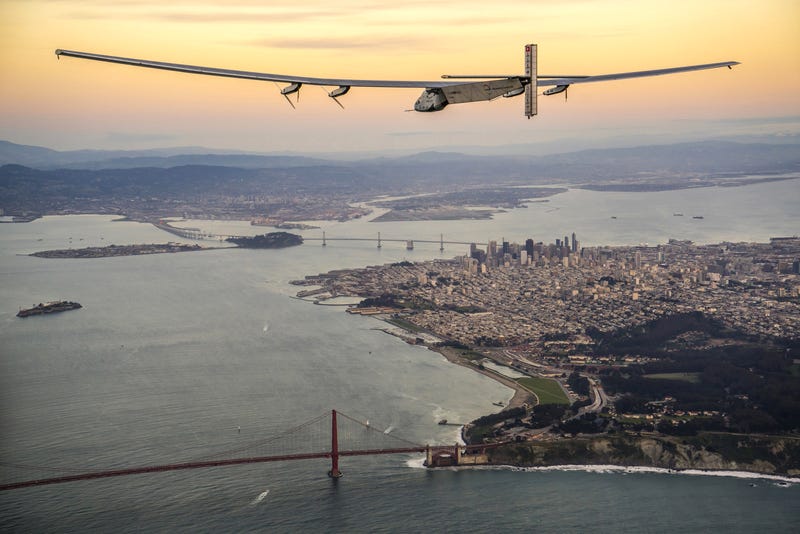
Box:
[406,457,427,469]
[251,489,270,505]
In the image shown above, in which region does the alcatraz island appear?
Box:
[294,234,800,476]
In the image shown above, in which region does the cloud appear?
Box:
[247,35,427,51]
[55,1,543,26]
[140,9,348,24]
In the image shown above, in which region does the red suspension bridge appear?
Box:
[0,410,500,491]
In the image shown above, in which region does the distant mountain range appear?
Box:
[1,139,798,218]
[2,139,799,177]
[0,140,327,170]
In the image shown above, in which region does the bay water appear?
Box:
[1,178,798,532]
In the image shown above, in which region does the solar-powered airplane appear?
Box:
[54,44,738,119]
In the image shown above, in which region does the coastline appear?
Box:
[355,311,535,410]
[341,309,800,479]
[430,345,536,410]
[421,462,799,484]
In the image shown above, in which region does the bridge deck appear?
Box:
[0,445,499,491]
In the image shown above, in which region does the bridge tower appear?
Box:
[377,232,382,249]
[440,233,444,252]
[322,231,327,247]
[328,409,343,478]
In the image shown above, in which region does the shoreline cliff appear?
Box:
[485,433,800,477]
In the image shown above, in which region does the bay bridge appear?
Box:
[156,222,486,250]
[0,410,502,491]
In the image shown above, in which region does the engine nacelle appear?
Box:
[281,82,302,95]
[544,84,569,96]
[414,88,448,112]
[328,86,350,98]
[503,87,526,98]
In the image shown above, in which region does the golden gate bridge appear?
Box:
[0,410,500,491]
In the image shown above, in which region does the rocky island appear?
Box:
[226,231,303,248]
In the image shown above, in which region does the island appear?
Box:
[17,300,82,317]
[31,243,208,259]
[226,232,303,248]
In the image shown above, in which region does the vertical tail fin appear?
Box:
[524,44,537,119]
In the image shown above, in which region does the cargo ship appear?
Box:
[17,301,82,318]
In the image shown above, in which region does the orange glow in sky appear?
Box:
[1,0,798,153]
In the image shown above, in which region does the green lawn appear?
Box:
[643,372,701,383]
[385,317,426,333]
[517,377,570,405]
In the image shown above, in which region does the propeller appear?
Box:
[327,86,350,109]
[276,82,302,109]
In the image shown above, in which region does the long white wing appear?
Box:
[54,49,461,89]
[537,62,739,88]
[56,48,738,90]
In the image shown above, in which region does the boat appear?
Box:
[438,419,448,425]
[493,401,505,407]
[17,301,82,318]
[673,213,684,216]
[692,215,704,219]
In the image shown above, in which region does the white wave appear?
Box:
[383,425,394,434]
[262,323,269,333]
[430,463,798,483]
[405,457,427,469]
[251,489,270,504]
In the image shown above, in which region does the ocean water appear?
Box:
[1,179,799,532]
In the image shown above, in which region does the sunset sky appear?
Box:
[1,0,798,154]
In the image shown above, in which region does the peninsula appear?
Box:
[294,235,800,476]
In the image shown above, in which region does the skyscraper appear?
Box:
[525,238,534,258]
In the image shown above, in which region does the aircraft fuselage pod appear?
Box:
[414,89,448,112]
